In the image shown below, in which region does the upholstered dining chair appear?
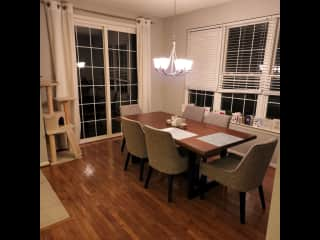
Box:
[120,104,142,152]
[203,112,232,128]
[143,125,188,202]
[199,138,278,224]
[182,105,206,122]
[121,117,147,181]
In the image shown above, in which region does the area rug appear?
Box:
[40,170,70,229]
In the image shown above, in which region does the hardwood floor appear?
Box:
[40,137,275,240]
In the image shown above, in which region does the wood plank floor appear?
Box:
[40,137,275,240]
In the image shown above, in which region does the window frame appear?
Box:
[185,15,280,122]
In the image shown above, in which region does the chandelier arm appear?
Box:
[152,0,193,77]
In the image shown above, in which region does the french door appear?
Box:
[74,20,138,143]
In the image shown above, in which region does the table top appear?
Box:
[124,111,256,157]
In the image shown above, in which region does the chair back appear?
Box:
[182,105,205,122]
[120,104,142,116]
[232,138,278,191]
[121,117,147,158]
[203,112,231,128]
[143,125,188,175]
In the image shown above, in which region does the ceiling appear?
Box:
[71,0,232,18]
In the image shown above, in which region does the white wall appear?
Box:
[162,0,280,115]
[40,94,49,166]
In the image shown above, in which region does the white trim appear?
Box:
[223,14,279,28]
[74,14,136,33]
[213,92,221,112]
[40,161,50,167]
[80,133,122,144]
[103,27,112,137]
[187,14,279,32]
[230,122,280,134]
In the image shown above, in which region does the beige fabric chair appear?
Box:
[203,112,231,128]
[182,105,205,122]
[120,104,142,152]
[121,117,148,181]
[120,104,142,116]
[199,138,278,224]
[143,125,188,202]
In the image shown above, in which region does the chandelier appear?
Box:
[153,0,193,76]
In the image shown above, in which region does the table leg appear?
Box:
[187,151,197,199]
[220,149,227,158]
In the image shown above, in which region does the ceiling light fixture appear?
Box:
[153,0,193,76]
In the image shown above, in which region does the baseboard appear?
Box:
[40,161,50,167]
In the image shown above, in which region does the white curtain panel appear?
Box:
[44,0,80,143]
[136,18,152,113]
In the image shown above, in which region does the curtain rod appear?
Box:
[74,7,154,24]
[40,1,153,24]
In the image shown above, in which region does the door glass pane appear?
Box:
[75,27,138,139]
[119,32,129,50]
[91,29,103,48]
[108,30,138,133]
[79,67,93,85]
[75,26,107,139]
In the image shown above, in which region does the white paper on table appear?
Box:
[197,132,243,146]
[161,127,198,140]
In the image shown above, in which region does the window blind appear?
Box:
[186,27,223,91]
[219,22,270,92]
[267,32,280,92]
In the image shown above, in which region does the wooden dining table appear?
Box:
[124,111,256,199]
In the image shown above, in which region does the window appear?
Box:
[221,23,268,90]
[74,20,138,142]
[219,17,280,121]
[270,33,280,91]
[266,96,280,119]
[221,93,257,116]
[185,15,280,128]
[76,26,106,139]
[266,30,280,119]
[108,30,138,133]
[188,89,214,110]
[186,28,223,92]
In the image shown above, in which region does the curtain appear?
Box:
[136,18,152,113]
[44,0,80,143]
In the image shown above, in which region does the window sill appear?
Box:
[230,123,280,135]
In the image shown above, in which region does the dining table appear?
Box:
[124,111,257,199]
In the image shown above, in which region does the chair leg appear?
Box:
[124,152,131,171]
[139,158,145,181]
[144,166,153,188]
[121,138,126,152]
[168,175,174,202]
[240,192,246,224]
[258,185,266,209]
[199,174,207,200]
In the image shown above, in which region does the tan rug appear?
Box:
[40,170,70,229]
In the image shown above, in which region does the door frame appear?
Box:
[74,14,136,144]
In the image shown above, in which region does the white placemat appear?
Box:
[161,127,197,140]
[197,132,243,146]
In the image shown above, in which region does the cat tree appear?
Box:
[40,80,81,165]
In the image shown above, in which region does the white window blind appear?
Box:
[186,27,223,91]
[265,31,280,94]
[219,19,278,94]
